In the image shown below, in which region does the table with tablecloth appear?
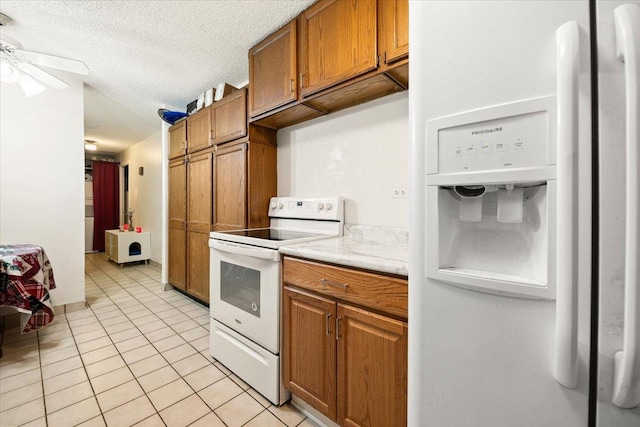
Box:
[0,245,56,348]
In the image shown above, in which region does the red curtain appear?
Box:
[92,161,120,251]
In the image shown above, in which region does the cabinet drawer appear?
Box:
[283,257,407,319]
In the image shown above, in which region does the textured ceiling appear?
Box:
[0,0,316,154]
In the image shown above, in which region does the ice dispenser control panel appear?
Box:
[432,100,553,174]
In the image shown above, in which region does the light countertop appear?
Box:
[279,225,408,276]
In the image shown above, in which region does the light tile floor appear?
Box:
[0,253,317,427]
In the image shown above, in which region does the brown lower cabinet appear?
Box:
[283,260,408,427]
[186,230,210,302]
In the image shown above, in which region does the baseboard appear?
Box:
[291,396,340,427]
[52,300,87,315]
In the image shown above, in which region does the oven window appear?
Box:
[219,261,260,317]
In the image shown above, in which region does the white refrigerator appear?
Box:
[408,1,640,426]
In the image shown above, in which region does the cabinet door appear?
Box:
[212,89,247,145]
[168,158,187,290]
[168,120,187,159]
[249,20,298,117]
[186,230,210,303]
[300,0,377,97]
[187,106,212,153]
[185,150,212,302]
[378,0,408,65]
[213,142,247,231]
[186,150,213,234]
[283,287,337,420]
[337,304,407,427]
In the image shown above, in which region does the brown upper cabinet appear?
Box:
[378,0,409,66]
[249,0,408,129]
[249,21,298,118]
[186,106,212,153]
[212,88,248,144]
[213,141,248,231]
[213,126,277,232]
[299,0,378,98]
[168,119,187,160]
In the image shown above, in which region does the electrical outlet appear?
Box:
[392,188,409,199]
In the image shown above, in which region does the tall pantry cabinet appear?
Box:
[167,88,276,304]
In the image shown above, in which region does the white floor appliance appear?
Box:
[209,197,344,405]
[409,1,640,426]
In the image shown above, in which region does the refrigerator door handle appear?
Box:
[554,20,580,390]
[612,3,640,410]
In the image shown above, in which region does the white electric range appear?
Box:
[208,197,344,405]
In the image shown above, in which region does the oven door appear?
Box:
[209,239,280,354]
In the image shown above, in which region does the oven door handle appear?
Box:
[209,240,280,262]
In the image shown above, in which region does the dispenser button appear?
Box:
[496,143,507,152]
[514,140,524,150]
[466,145,478,155]
[455,146,463,156]
[481,144,492,154]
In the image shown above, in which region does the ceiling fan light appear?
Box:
[84,142,97,151]
[0,60,19,83]
[17,73,45,97]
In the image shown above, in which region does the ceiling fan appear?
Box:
[0,32,89,97]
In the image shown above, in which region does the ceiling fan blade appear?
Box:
[21,50,88,75]
[16,63,69,90]
[17,73,45,97]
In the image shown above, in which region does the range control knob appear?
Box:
[270,202,277,209]
[324,202,333,211]
[317,203,325,210]
[277,202,284,209]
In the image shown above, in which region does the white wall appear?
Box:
[118,131,163,263]
[277,92,409,227]
[0,78,85,307]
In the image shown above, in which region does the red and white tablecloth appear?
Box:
[0,244,56,333]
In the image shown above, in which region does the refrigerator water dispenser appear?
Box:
[426,97,557,299]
